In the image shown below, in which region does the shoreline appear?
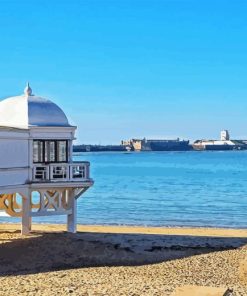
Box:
[1,223,247,237]
[1,220,247,230]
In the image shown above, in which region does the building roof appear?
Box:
[0,83,71,129]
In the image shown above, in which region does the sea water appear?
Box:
[1,151,247,228]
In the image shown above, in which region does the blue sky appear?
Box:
[0,0,247,144]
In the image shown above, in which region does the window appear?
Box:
[33,140,44,162]
[57,141,67,162]
[33,140,68,163]
[45,141,55,162]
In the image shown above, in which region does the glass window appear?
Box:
[45,141,55,162]
[33,141,43,163]
[57,141,67,162]
[33,140,68,163]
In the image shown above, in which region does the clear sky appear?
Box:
[0,0,246,144]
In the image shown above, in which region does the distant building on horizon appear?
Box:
[121,138,191,151]
[193,130,247,151]
[220,130,230,141]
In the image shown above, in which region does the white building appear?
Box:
[0,83,93,234]
[220,130,230,141]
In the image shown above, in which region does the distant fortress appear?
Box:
[73,130,247,152]
[121,138,191,151]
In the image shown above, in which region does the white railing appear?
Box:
[32,162,90,182]
[50,164,69,181]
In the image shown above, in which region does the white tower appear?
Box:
[0,84,93,235]
[220,130,230,141]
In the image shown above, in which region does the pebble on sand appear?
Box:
[171,285,232,296]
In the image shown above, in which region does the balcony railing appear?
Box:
[32,162,90,182]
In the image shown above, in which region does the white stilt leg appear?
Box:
[67,191,77,233]
[21,195,31,235]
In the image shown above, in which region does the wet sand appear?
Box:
[0,224,246,295]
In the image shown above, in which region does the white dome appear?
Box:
[0,85,71,129]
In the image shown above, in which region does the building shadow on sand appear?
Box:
[0,230,246,276]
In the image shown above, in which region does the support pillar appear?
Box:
[67,190,77,233]
[21,193,31,235]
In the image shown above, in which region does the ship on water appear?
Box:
[121,138,191,151]
[193,130,247,151]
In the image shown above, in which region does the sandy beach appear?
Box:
[0,224,246,295]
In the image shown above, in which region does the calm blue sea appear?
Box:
[1,151,247,228]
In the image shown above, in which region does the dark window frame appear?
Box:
[33,140,68,164]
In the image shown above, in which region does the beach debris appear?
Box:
[171,285,232,296]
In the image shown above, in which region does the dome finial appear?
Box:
[24,82,32,96]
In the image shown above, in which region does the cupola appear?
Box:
[0,83,71,129]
